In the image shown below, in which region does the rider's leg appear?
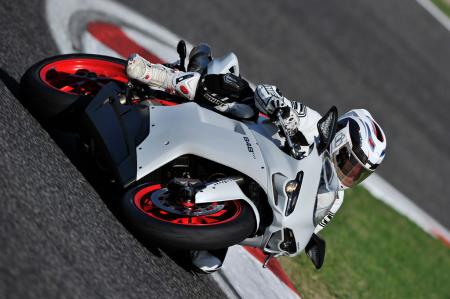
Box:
[126,53,255,119]
[197,73,256,119]
[187,43,212,74]
[126,53,200,100]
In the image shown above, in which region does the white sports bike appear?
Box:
[20,41,337,269]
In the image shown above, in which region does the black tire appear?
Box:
[20,53,127,122]
[122,182,256,250]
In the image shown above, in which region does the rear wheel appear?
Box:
[122,182,256,250]
[20,54,128,122]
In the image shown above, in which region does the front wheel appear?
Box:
[122,182,256,250]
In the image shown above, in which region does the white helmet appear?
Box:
[329,109,386,188]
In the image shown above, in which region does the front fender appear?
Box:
[195,179,260,232]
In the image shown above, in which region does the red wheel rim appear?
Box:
[133,184,243,226]
[39,58,128,96]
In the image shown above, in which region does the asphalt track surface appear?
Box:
[1,0,450,298]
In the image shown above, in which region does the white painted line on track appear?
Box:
[416,0,450,32]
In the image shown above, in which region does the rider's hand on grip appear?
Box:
[255,84,287,115]
[272,106,291,120]
[276,106,300,137]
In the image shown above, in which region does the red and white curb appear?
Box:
[45,0,450,297]
[213,246,300,299]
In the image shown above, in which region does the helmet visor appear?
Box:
[332,146,373,187]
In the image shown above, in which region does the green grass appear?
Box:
[432,0,450,18]
[279,186,450,299]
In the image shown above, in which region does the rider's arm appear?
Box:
[291,100,322,144]
[314,190,344,234]
[254,84,321,144]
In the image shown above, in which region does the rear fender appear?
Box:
[195,179,260,231]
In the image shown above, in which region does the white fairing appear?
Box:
[207,52,240,76]
[136,102,322,256]
[195,179,261,228]
[136,103,267,187]
[248,121,322,255]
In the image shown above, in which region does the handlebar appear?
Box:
[275,109,303,159]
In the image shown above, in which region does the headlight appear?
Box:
[285,181,298,194]
[285,171,303,216]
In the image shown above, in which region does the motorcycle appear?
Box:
[20,41,337,269]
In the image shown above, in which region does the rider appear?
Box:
[126,44,387,273]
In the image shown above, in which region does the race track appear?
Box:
[1,0,449,298]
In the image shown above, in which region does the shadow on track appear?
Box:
[0,68,21,100]
[50,131,199,273]
[0,68,199,275]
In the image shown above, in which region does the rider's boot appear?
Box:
[190,249,228,274]
[126,53,200,100]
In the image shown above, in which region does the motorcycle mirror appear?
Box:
[177,40,187,72]
[317,106,338,154]
[305,233,326,269]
